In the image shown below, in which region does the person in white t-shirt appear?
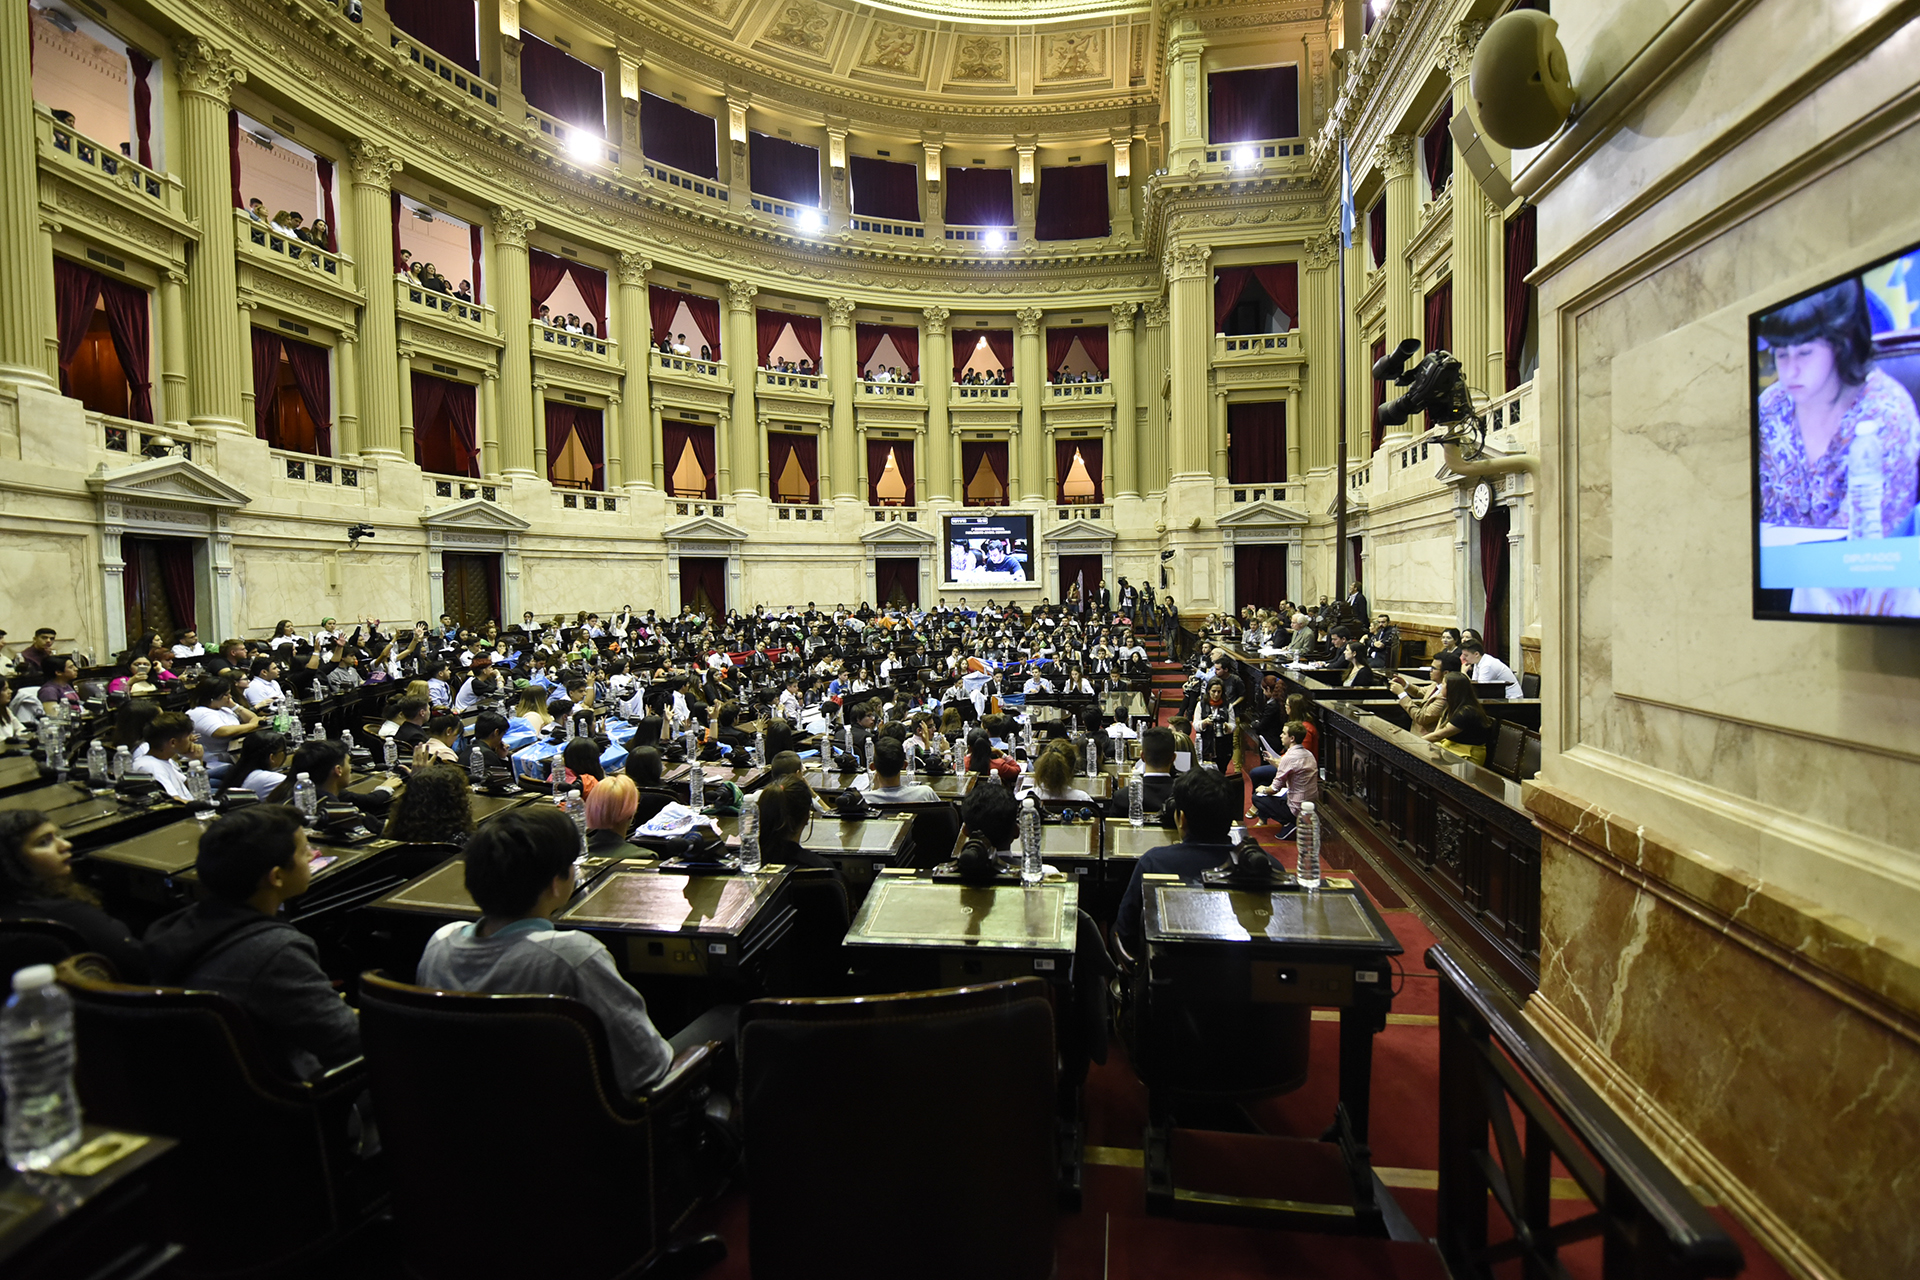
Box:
[171,627,205,660]
[1459,640,1523,701]
[186,678,259,778]
[128,712,202,802]
[244,657,286,709]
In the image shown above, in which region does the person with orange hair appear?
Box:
[584,773,643,856]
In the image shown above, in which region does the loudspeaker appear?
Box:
[1470,11,1577,149]
[1448,107,1516,211]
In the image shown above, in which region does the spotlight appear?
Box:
[566,130,601,163]
[1231,145,1256,169]
[983,229,1006,250]
[799,208,825,233]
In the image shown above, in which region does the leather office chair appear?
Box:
[767,866,852,996]
[740,978,1057,1280]
[1489,721,1526,780]
[1520,670,1540,700]
[1517,731,1542,782]
[357,971,724,1280]
[866,800,960,870]
[0,917,91,977]
[55,958,379,1277]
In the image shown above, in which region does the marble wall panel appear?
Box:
[0,529,96,655]
[746,558,864,609]
[233,547,330,636]
[519,553,659,618]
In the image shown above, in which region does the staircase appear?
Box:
[1142,635,1186,723]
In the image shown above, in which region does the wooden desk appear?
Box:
[87,814,403,912]
[845,877,1079,991]
[0,1127,178,1280]
[1011,822,1101,893]
[0,781,100,815]
[0,755,44,797]
[801,767,974,800]
[558,866,792,982]
[1139,879,1401,1231]
[467,790,536,825]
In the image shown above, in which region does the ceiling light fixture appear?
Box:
[983,229,1006,250]
[799,208,825,233]
[566,131,601,163]
[1231,145,1257,169]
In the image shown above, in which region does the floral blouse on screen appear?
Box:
[1757,367,1920,536]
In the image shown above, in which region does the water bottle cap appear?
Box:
[296,772,311,781]
[1299,801,1315,813]
[12,964,55,992]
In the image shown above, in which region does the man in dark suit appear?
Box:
[1345,586,1370,626]
[1114,766,1245,950]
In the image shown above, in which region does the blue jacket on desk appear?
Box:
[1114,838,1237,949]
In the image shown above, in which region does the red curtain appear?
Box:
[679,558,726,616]
[960,441,1006,504]
[1233,545,1287,614]
[571,265,608,338]
[1370,337,1387,452]
[282,337,333,456]
[662,423,716,498]
[855,323,915,376]
[884,324,916,377]
[97,274,153,424]
[1045,328,1076,376]
[527,250,608,336]
[546,403,604,490]
[649,285,725,355]
[315,157,337,253]
[528,248,569,318]
[1077,326,1108,376]
[1369,199,1386,270]
[1480,502,1510,660]
[386,0,479,73]
[874,558,919,607]
[227,110,241,209]
[1505,205,1537,391]
[520,34,605,134]
[1055,437,1104,503]
[748,132,820,206]
[412,373,478,477]
[1425,281,1453,359]
[249,328,282,440]
[544,404,570,482]
[943,167,1014,226]
[792,315,823,367]
[469,224,484,303]
[1045,327,1109,377]
[1059,555,1101,607]
[685,294,722,358]
[855,324,887,372]
[984,330,1014,379]
[1227,401,1285,483]
[1207,66,1300,143]
[1213,268,1250,333]
[391,191,403,272]
[639,91,718,180]
[127,48,153,168]
[1250,264,1299,327]
[445,380,479,476]
[650,285,678,347]
[54,259,98,378]
[768,431,818,503]
[156,538,196,628]
[1035,165,1108,241]
[1423,96,1454,193]
[849,154,920,222]
[758,310,804,366]
[868,439,914,506]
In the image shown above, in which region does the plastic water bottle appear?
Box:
[902,740,916,782]
[1129,773,1145,827]
[558,788,588,854]
[953,736,966,773]
[2,965,82,1171]
[1086,738,1099,780]
[864,738,876,772]
[185,758,211,806]
[1019,797,1044,886]
[754,728,767,770]
[737,795,763,874]
[291,771,318,820]
[383,736,398,770]
[1848,418,1885,540]
[110,745,130,784]
[288,716,306,747]
[469,744,486,784]
[844,723,855,756]
[42,723,64,780]
[86,740,107,788]
[1295,801,1321,891]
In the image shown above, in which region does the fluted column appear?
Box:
[1140,300,1168,494]
[1110,302,1139,498]
[726,280,759,498]
[396,345,415,461]
[1447,24,1492,398]
[492,208,537,478]
[479,370,500,476]
[176,39,249,433]
[0,4,52,387]
[1016,307,1044,502]
[531,379,548,476]
[158,270,189,430]
[923,306,951,503]
[1166,244,1212,480]
[1379,133,1416,445]
[617,252,653,491]
[347,139,404,458]
[335,335,360,457]
[1301,233,1336,474]
[827,299,857,502]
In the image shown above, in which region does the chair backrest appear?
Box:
[740,979,1057,1280]
[866,800,961,870]
[356,971,664,1280]
[55,959,352,1272]
[1489,721,1526,779]
[766,867,852,996]
[0,917,90,976]
[1517,730,1542,782]
[1520,670,1540,699]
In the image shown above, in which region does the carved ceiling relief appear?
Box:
[1041,31,1106,82]
[762,0,836,57]
[859,23,926,78]
[949,35,1011,84]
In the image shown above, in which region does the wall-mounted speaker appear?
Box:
[1470,11,1578,150]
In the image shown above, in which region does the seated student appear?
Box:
[557,737,605,794]
[754,775,837,874]
[416,807,735,1094]
[186,678,260,782]
[512,685,553,732]
[1250,721,1320,837]
[624,746,676,827]
[384,763,476,846]
[144,806,361,1081]
[1127,725,1179,819]
[128,712,201,802]
[1390,652,1459,736]
[584,775,646,857]
[417,713,462,765]
[1459,639,1523,701]
[471,710,513,775]
[1424,672,1497,764]
[0,810,146,979]
[860,737,939,803]
[1025,740,1092,802]
[229,730,290,802]
[243,655,286,709]
[379,695,425,740]
[1166,716,1197,769]
[951,778,1020,884]
[273,739,395,820]
[1114,768,1250,950]
[425,660,454,711]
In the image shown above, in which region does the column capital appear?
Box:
[827,298,856,327]
[1303,232,1339,270]
[1374,134,1415,181]
[921,305,950,335]
[1163,243,1211,282]
[726,280,758,312]
[1015,306,1043,336]
[492,207,537,250]
[1109,301,1138,331]
[173,37,247,102]
[617,252,652,286]
[347,138,404,190]
[1141,298,1169,328]
[1444,20,1488,82]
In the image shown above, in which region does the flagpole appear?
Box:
[1334,132,1352,617]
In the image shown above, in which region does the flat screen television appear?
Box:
[1750,242,1920,623]
[943,513,1033,586]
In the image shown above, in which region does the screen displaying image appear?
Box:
[944,513,1033,585]
[1751,243,1920,623]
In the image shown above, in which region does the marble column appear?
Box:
[827,299,857,502]
[921,136,944,240]
[335,334,360,457]
[531,379,548,477]
[923,306,951,503]
[492,208,538,478]
[726,280,759,498]
[1109,301,1139,498]
[1015,144,1037,246]
[617,252,653,491]
[1166,26,1207,173]
[0,4,53,388]
[347,139,404,458]
[1016,307,1044,502]
[1379,133,1416,446]
[1165,244,1212,480]
[1140,299,1168,494]
[1447,23,1493,400]
[158,270,189,430]
[1301,234,1336,474]
[175,39,249,434]
[480,370,500,477]
[1211,384,1229,482]
[396,345,415,461]
[1345,234,1370,463]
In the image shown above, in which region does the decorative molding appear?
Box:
[617,251,652,285]
[1140,298,1169,328]
[922,304,950,335]
[1109,300,1138,330]
[1163,242,1211,281]
[828,297,857,327]
[173,36,247,100]
[1015,306,1043,336]
[1443,20,1488,83]
[347,138,404,189]
[492,207,537,251]
[726,279,759,311]
[1375,133,1415,182]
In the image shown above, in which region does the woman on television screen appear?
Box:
[1756,276,1920,615]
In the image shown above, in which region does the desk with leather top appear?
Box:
[84,814,405,913]
[0,755,44,797]
[800,766,974,799]
[0,780,190,851]
[0,1127,179,1280]
[466,790,537,824]
[844,875,1079,991]
[632,813,911,899]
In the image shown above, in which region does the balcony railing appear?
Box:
[1214,330,1303,360]
[651,350,723,380]
[427,475,498,506]
[389,33,500,109]
[749,196,818,226]
[1046,380,1111,400]
[859,379,924,401]
[525,104,617,167]
[945,225,1017,245]
[953,383,1014,401]
[531,321,617,365]
[850,215,926,240]
[1223,482,1300,505]
[397,278,495,331]
[871,506,922,523]
[757,367,826,394]
[555,488,619,513]
[37,108,179,212]
[95,414,210,464]
[641,158,729,204]
[775,502,828,521]
[273,448,362,490]
[1203,138,1306,166]
[237,209,356,289]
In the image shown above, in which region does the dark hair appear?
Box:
[1139,726,1175,768]
[1171,767,1236,842]
[1432,651,1463,674]
[1756,278,1874,387]
[873,736,906,777]
[287,739,348,788]
[463,807,577,918]
[966,729,994,775]
[960,780,1018,851]
[1459,639,1485,657]
[384,763,475,842]
[628,745,663,786]
[195,677,235,707]
[474,710,509,742]
[1283,719,1310,745]
[0,810,92,906]
[109,699,161,751]
[146,711,193,749]
[757,774,813,844]
[389,696,429,721]
[1440,671,1485,721]
[562,737,605,781]
[196,805,304,902]
[231,729,288,790]
[249,655,278,679]
[426,714,461,737]
[767,750,802,777]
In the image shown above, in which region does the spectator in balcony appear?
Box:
[455,280,473,302]
[51,109,76,127]
[582,321,596,338]
[699,343,713,362]
[564,313,583,334]
[247,197,269,223]
[537,303,553,325]
[307,218,330,250]
[397,248,414,279]
[672,333,690,355]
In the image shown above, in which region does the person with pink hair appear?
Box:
[584,774,643,856]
